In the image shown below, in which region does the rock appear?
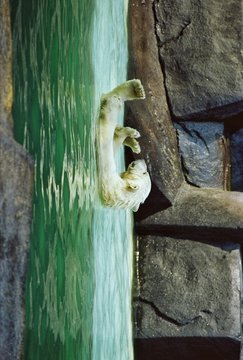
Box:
[128,2,243,358]
[127,0,185,210]
[230,129,243,192]
[0,2,34,359]
[0,130,34,360]
[175,122,229,189]
[137,184,243,241]
[134,235,241,360]
[154,0,243,120]
[0,0,13,133]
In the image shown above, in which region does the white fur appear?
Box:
[97,79,151,212]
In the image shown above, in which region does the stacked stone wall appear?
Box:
[128,1,243,359]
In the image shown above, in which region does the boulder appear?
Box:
[0,131,34,360]
[154,0,243,120]
[0,2,34,359]
[134,235,241,360]
[127,0,184,210]
[175,122,228,189]
[137,184,243,241]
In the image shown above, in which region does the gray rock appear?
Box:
[134,235,241,359]
[0,2,34,359]
[0,130,34,360]
[138,184,243,241]
[154,0,243,120]
[175,122,228,189]
[127,0,185,208]
[231,129,243,192]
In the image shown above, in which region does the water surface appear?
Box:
[12,1,133,359]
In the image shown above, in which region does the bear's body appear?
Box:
[98,79,151,212]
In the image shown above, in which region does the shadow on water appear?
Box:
[11,0,133,359]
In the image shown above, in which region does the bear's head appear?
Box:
[120,159,151,212]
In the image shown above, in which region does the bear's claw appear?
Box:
[115,126,140,139]
[123,137,141,154]
[132,80,145,99]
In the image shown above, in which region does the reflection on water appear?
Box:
[12,0,132,359]
[92,2,133,358]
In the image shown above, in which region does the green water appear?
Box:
[12,1,133,359]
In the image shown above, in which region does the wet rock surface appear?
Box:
[0,1,34,359]
[154,0,243,120]
[0,130,34,360]
[175,122,227,189]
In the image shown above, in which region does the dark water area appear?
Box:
[11,0,132,359]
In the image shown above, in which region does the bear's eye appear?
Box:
[143,171,147,175]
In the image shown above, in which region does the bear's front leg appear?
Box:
[114,126,141,154]
[107,79,145,102]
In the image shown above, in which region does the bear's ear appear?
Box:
[127,181,139,192]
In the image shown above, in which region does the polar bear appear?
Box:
[98,79,151,212]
